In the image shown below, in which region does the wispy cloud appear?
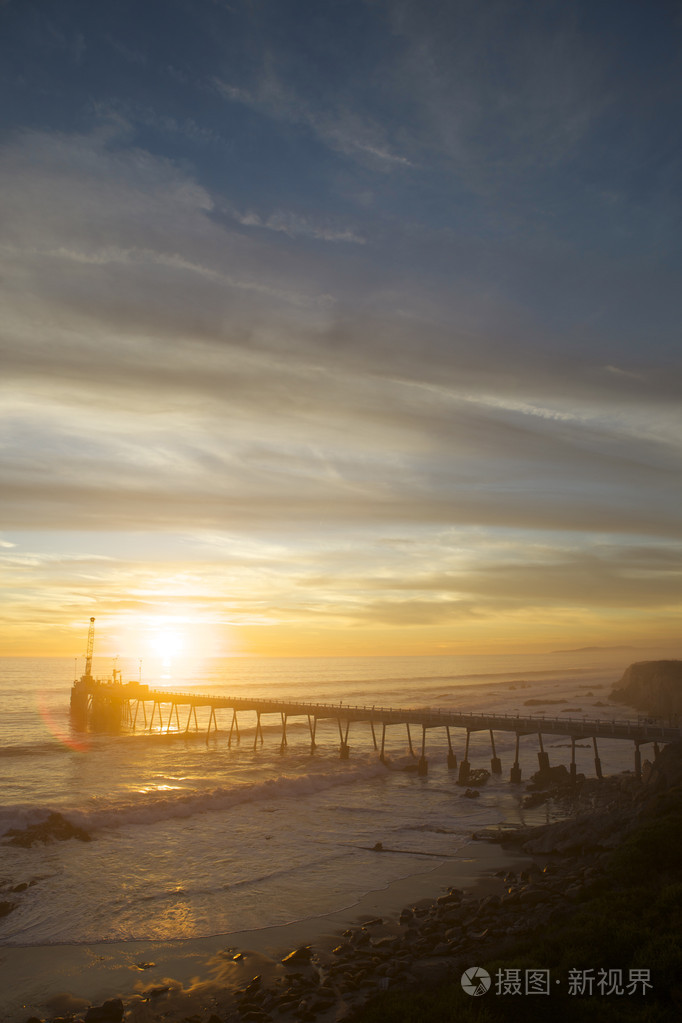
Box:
[229,206,365,244]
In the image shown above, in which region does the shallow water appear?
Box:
[0,651,647,946]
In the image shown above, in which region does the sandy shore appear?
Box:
[0,839,533,1022]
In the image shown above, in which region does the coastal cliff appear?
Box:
[610,660,682,719]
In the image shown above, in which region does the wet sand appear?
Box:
[0,840,532,1022]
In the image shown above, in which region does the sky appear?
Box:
[1,0,681,661]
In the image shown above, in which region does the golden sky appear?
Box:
[1,1,680,660]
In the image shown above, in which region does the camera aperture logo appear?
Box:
[461,967,491,996]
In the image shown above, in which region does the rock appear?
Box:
[281,946,312,965]
[529,764,571,789]
[467,769,491,786]
[610,659,682,717]
[436,892,461,905]
[0,901,17,917]
[641,741,682,793]
[146,985,171,998]
[84,999,124,1022]
[244,975,262,994]
[3,812,91,847]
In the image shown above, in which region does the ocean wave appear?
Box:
[0,741,73,758]
[0,759,390,838]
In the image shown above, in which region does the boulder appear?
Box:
[4,812,91,847]
[641,741,682,794]
[281,946,312,965]
[84,999,124,1023]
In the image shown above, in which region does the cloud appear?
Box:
[212,74,414,171]
[0,112,680,652]
[228,206,365,244]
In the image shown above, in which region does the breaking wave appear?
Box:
[0,759,389,838]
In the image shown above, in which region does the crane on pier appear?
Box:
[70,616,96,720]
[84,616,96,680]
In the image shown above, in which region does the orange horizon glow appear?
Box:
[1,612,679,662]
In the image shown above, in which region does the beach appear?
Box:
[1,839,533,1022]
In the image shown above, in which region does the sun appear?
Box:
[149,627,185,663]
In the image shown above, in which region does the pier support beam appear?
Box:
[458,729,471,784]
[446,726,457,769]
[510,733,522,784]
[634,743,642,781]
[338,719,350,759]
[406,723,415,757]
[537,733,550,773]
[228,710,240,747]
[380,723,387,764]
[132,700,147,731]
[593,736,603,779]
[280,712,288,753]
[254,712,264,749]
[307,715,317,753]
[490,729,502,775]
[570,737,577,783]
[417,727,428,776]
[369,720,378,751]
[206,706,217,743]
[167,703,181,734]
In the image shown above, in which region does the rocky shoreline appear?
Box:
[18,750,674,1023]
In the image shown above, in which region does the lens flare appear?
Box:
[37,694,90,753]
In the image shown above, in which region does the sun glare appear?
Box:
[149,628,185,663]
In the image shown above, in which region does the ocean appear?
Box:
[0,651,650,953]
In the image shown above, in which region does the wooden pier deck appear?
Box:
[71,678,682,783]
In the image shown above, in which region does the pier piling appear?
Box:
[510,733,522,784]
[406,722,415,757]
[254,711,264,749]
[489,729,502,775]
[417,726,428,776]
[338,718,350,759]
[228,709,240,747]
[537,732,550,773]
[457,729,471,784]
[446,726,457,769]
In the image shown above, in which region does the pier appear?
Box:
[70,677,681,783]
